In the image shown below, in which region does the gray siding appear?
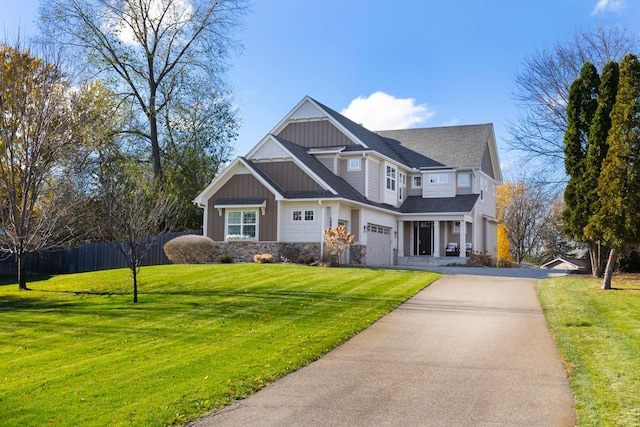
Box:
[481,146,494,178]
[253,161,324,192]
[351,209,360,242]
[339,158,366,195]
[207,174,277,241]
[317,156,335,173]
[278,120,357,149]
[368,159,381,202]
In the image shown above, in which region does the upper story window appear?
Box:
[348,158,361,171]
[386,166,396,191]
[458,173,470,187]
[399,173,406,187]
[412,176,422,188]
[227,210,257,239]
[429,173,448,184]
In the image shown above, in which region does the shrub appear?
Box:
[496,258,520,268]
[254,254,274,264]
[163,235,216,264]
[467,252,495,267]
[218,254,233,264]
[298,254,315,265]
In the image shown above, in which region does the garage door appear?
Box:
[366,224,391,266]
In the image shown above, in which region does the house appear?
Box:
[193,96,502,266]
[540,257,588,272]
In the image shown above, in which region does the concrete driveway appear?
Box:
[189,274,575,426]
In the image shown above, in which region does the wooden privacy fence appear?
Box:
[0,230,201,276]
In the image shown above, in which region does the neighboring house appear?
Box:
[540,257,588,272]
[194,96,502,265]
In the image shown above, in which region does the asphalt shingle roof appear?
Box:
[376,124,493,169]
[399,194,480,214]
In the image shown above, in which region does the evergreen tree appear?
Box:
[563,62,600,242]
[585,54,640,289]
[583,61,620,276]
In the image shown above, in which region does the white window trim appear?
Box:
[292,208,315,223]
[225,210,258,241]
[412,176,422,188]
[386,165,397,191]
[348,158,361,171]
[458,173,470,187]
[429,173,448,184]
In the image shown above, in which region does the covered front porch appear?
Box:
[397,217,473,264]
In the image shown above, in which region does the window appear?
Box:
[453,221,461,234]
[458,173,470,187]
[293,209,314,222]
[348,158,361,171]
[386,165,396,191]
[227,210,257,239]
[412,176,422,188]
[429,173,448,184]
[399,173,406,187]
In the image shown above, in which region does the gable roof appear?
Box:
[376,124,494,170]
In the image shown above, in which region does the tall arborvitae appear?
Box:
[563,62,600,242]
[584,61,620,277]
[586,54,640,289]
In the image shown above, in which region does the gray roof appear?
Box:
[399,194,479,213]
[214,197,266,206]
[376,124,493,169]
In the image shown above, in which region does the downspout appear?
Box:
[319,200,325,260]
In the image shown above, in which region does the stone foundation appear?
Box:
[214,241,321,264]
[349,244,366,265]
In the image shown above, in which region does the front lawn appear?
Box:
[0,264,439,426]
[537,274,640,426]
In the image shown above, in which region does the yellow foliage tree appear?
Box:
[496,184,513,263]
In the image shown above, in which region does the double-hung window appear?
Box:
[386,166,396,191]
[227,210,257,239]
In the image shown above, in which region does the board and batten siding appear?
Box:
[481,146,494,179]
[207,174,277,242]
[277,120,357,149]
[253,161,324,192]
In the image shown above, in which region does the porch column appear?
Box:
[329,205,339,229]
[397,221,404,257]
[459,220,467,258]
[433,220,440,257]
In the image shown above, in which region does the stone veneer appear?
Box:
[215,241,322,264]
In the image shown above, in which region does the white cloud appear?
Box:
[592,0,625,15]
[105,0,194,45]
[340,91,435,131]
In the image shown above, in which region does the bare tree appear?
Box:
[96,161,176,303]
[508,25,639,181]
[40,0,247,179]
[0,42,85,290]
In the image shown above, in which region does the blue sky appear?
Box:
[3,0,640,169]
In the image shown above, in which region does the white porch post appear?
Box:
[397,221,404,257]
[459,220,467,258]
[433,220,440,257]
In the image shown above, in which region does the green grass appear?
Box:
[537,274,640,426]
[0,264,439,426]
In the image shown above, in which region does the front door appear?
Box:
[414,221,432,255]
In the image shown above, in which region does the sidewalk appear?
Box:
[189,274,575,426]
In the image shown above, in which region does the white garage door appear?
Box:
[366,224,391,266]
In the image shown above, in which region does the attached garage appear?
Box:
[366,224,392,265]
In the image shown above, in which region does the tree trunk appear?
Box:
[602,247,617,290]
[17,251,29,291]
[132,266,138,303]
[589,242,604,278]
